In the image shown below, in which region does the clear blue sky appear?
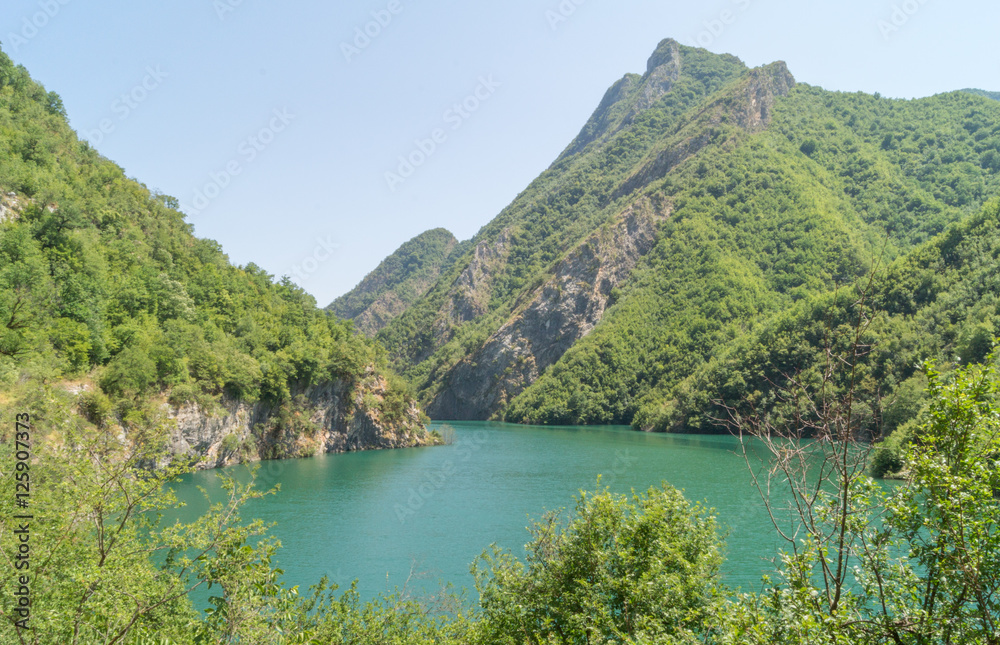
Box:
[2,0,997,305]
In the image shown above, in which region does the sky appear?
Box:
[1,0,998,305]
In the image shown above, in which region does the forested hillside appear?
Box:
[368,39,1000,427]
[0,47,431,463]
[964,88,1000,102]
[637,197,1000,474]
[328,228,464,337]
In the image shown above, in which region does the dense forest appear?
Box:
[4,31,1000,642]
[0,46,429,461]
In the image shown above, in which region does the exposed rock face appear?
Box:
[441,228,512,327]
[426,197,669,420]
[0,192,26,223]
[561,39,686,159]
[726,62,796,131]
[419,228,513,356]
[351,291,409,338]
[328,228,459,337]
[164,369,429,470]
[614,62,796,200]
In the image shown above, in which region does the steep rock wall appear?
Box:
[426,197,669,420]
[164,368,430,469]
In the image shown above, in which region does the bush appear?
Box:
[78,389,114,428]
[472,483,724,644]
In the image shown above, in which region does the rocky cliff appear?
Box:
[426,196,669,419]
[164,367,431,470]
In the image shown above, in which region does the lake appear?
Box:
[168,421,793,602]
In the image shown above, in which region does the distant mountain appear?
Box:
[371,38,1000,427]
[962,88,1000,101]
[328,228,463,336]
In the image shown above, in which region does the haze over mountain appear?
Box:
[963,88,1000,102]
[343,39,1000,440]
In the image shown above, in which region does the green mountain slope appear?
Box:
[374,39,1000,425]
[328,228,462,337]
[645,197,1000,472]
[0,47,431,463]
[962,88,1000,102]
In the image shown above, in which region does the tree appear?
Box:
[720,267,1000,643]
[0,388,282,644]
[471,483,724,644]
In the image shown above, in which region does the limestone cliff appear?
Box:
[426,197,669,420]
[164,367,431,470]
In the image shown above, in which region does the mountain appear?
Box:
[328,228,463,337]
[368,38,1000,426]
[0,47,433,466]
[648,196,1000,475]
[962,88,1000,102]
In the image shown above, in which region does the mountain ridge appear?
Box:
[0,46,433,466]
[362,39,1000,428]
[328,228,462,337]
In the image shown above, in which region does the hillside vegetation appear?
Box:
[368,39,1000,432]
[328,228,463,337]
[0,46,429,459]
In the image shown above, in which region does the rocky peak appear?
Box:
[557,38,746,160]
[645,38,681,75]
[726,61,796,131]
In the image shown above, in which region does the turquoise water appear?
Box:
[167,422,791,602]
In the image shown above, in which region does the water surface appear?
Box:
[169,422,792,601]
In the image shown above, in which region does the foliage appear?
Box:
[471,483,725,644]
[634,199,1000,472]
[7,365,1000,643]
[0,387,277,644]
[724,358,1000,644]
[373,41,1000,431]
[0,45,421,442]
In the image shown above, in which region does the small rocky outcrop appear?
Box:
[1,191,29,223]
[164,368,431,470]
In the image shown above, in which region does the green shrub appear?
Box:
[78,389,114,428]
